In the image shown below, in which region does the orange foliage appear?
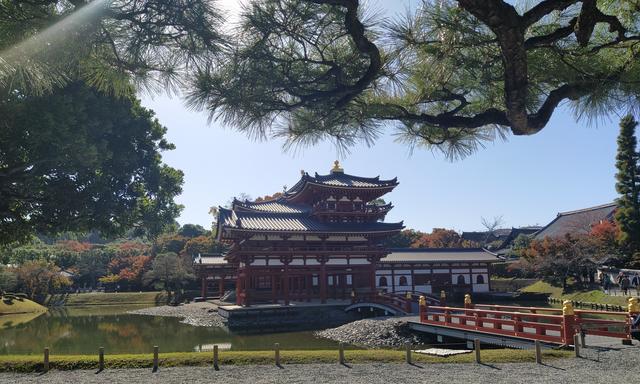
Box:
[56,240,92,252]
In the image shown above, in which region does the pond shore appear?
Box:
[127,302,225,328]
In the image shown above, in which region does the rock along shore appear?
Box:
[128,302,225,328]
[316,317,429,348]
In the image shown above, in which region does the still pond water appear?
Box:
[0,305,340,355]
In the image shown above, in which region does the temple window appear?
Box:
[399,276,408,286]
[456,275,466,285]
[476,275,485,284]
[378,276,388,286]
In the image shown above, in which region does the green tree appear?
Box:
[143,252,194,297]
[614,115,640,265]
[0,0,225,96]
[0,265,17,293]
[188,0,640,158]
[178,224,209,238]
[0,82,183,244]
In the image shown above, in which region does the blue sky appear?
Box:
[140,0,621,233]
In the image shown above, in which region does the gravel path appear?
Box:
[316,317,429,348]
[127,302,225,327]
[1,342,638,384]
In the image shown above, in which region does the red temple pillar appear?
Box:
[201,275,207,299]
[320,262,327,304]
[271,273,277,304]
[244,265,251,306]
[218,276,225,298]
[235,271,243,306]
[370,262,377,295]
[283,264,290,305]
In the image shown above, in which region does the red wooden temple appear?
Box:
[215,161,404,306]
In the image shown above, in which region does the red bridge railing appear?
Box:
[418,295,639,345]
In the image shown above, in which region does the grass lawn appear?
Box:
[0,296,47,315]
[45,291,169,307]
[520,281,634,306]
[0,349,573,372]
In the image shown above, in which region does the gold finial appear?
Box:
[562,300,574,316]
[628,297,639,313]
[440,290,446,299]
[419,295,426,306]
[406,291,412,300]
[331,160,344,173]
[464,294,472,306]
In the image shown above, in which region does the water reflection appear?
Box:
[0,305,339,355]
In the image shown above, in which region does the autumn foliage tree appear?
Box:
[15,260,71,299]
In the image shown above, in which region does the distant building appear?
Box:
[376,248,498,294]
[461,227,541,256]
[534,202,616,240]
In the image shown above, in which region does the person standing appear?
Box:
[621,275,631,296]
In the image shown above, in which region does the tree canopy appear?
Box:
[614,115,640,264]
[0,82,184,244]
[187,0,640,159]
[0,0,225,96]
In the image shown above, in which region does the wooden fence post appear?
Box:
[573,334,580,358]
[405,343,412,364]
[338,342,345,365]
[474,339,481,364]
[213,345,219,370]
[43,347,49,373]
[274,343,280,366]
[534,341,542,365]
[152,345,159,372]
[98,347,104,372]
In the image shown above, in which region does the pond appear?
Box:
[0,305,341,355]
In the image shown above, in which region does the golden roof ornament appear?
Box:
[331,160,344,174]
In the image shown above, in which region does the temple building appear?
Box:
[376,248,496,295]
[215,161,404,306]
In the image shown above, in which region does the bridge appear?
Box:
[345,292,441,316]
[408,295,639,348]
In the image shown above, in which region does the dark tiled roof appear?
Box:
[233,198,310,214]
[218,208,404,234]
[286,172,398,195]
[383,248,499,263]
[534,202,616,240]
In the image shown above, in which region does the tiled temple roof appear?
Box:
[534,202,616,240]
[286,172,398,196]
[218,208,404,234]
[233,198,311,214]
[382,248,500,263]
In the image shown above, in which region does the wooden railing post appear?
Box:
[535,340,542,365]
[562,301,576,345]
[338,342,345,365]
[98,347,104,372]
[625,297,639,345]
[405,343,412,364]
[152,345,159,372]
[419,295,427,322]
[573,334,580,358]
[43,347,49,373]
[213,345,219,370]
[440,290,446,307]
[474,339,481,364]
[274,343,280,366]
